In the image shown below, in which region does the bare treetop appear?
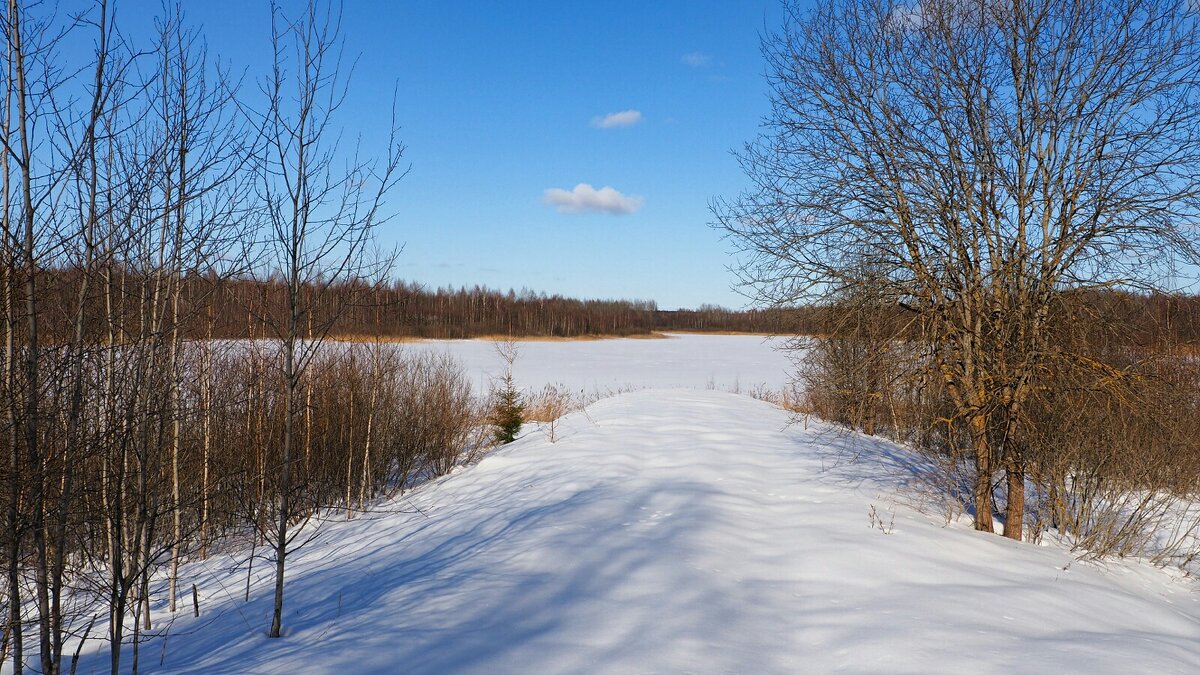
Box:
[723,0,1200,308]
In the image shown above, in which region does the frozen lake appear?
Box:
[404,333,794,397]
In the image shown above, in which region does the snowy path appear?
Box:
[74,390,1200,673]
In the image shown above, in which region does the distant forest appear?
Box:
[29,268,1200,344]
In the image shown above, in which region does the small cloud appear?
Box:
[681,51,711,67]
[885,3,924,30]
[543,183,644,215]
[591,109,642,129]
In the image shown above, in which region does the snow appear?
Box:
[42,336,1200,673]
[404,333,793,396]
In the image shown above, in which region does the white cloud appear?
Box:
[591,109,643,129]
[885,2,925,30]
[543,183,644,215]
[681,51,711,67]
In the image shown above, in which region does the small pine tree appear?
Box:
[490,378,525,444]
[489,338,524,444]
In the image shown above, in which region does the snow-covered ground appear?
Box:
[65,390,1200,673]
[47,336,1200,673]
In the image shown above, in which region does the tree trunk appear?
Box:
[199,328,212,559]
[270,302,296,638]
[1004,462,1025,541]
[970,415,995,533]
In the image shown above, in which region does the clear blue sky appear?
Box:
[122,1,787,310]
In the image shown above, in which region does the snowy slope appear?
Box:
[69,389,1199,674]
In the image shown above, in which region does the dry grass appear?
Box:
[330,330,797,343]
[471,332,671,342]
[327,333,425,343]
[330,332,675,343]
[524,384,578,423]
[663,329,774,336]
[747,385,809,414]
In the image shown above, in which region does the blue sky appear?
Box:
[122,1,786,309]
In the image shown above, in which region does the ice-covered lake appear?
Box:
[405,333,795,397]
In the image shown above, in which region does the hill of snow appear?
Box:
[67,388,1199,674]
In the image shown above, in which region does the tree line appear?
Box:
[11,271,803,340]
[26,265,1200,349]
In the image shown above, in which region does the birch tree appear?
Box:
[253,0,404,639]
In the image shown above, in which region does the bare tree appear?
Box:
[0,1,118,671]
[717,0,1200,539]
[251,0,404,639]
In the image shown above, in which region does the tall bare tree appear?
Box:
[252,0,404,639]
[1,0,112,670]
[717,0,1200,538]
